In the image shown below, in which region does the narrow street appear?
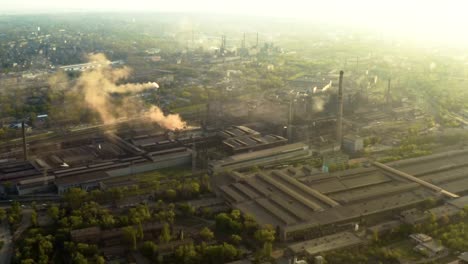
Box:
[0,220,13,264]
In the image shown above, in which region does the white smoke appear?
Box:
[67,53,186,130]
[321,81,332,92]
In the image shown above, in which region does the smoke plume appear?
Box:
[71,53,186,130]
[312,96,326,112]
[321,80,332,92]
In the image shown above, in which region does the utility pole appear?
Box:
[336,71,344,147]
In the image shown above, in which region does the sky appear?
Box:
[1,0,468,45]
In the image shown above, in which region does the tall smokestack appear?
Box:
[22,121,28,161]
[336,71,344,146]
[256,32,259,47]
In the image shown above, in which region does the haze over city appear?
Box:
[0,1,467,264]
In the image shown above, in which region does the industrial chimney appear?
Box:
[21,120,28,161]
[336,71,344,146]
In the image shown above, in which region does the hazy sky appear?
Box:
[1,0,468,44]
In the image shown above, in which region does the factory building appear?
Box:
[222,134,287,154]
[219,125,287,154]
[208,143,310,174]
[286,231,364,257]
[342,135,364,154]
[0,126,197,195]
[16,176,55,195]
[215,148,468,241]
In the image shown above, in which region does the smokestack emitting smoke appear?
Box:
[336,70,344,146]
[72,53,186,130]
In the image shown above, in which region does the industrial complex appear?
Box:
[215,148,468,241]
[1,47,468,263]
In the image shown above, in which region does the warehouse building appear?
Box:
[222,134,287,154]
[208,143,310,174]
[215,148,468,241]
[286,231,364,257]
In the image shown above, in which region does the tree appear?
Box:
[243,214,258,234]
[178,203,195,216]
[201,174,211,192]
[203,243,238,263]
[230,234,242,245]
[372,230,379,243]
[47,205,60,221]
[222,243,238,260]
[137,221,144,240]
[129,204,151,224]
[140,241,158,260]
[254,225,275,243]
[175,243,198,264]
[189,182,200,197]
[215,212,242,234]
[254,225,276,261]
[31,210,38,227]
[94,256,105,264]
[0,208,6,221]
[72,252,88,264]
[159,223,171,243]
[199,227,214,241]
[63,188,87,209]
[165,189,177,200]
[262,242,273,259]
[230,210,241,221]
[122,226,138,250]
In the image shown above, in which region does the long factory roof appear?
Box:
[217,147,468,236]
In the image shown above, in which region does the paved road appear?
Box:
[0,220,13,264]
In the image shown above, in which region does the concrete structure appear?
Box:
[399,209,428,224]
[414,241,446,257]
[0,160,42,186]
[16,176,55,195]
[215,148,468,241]
[286,232,364,257]
[219,126,260,139]
[410,234,446,257]
[373,161,459,199]
[55,171,108,194]
[209,143,310,174]
[342,135,364,154]
[458,252,468,263]
[367,220,401,235]
[223,134,287,154]
[59,60,124,72]
[0,130,194,195]
[71,222,164,244]
[410,233,433,244]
